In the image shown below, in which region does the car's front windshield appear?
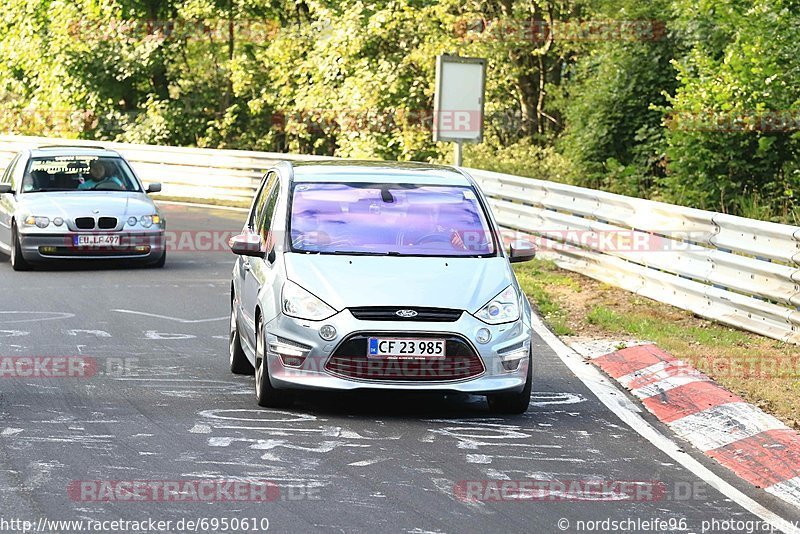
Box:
[21,156,141,193]
[289,181,497,257]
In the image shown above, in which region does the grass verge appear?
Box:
[514,258,800,429]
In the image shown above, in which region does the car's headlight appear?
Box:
[24,216,50,228]
[138,215,161,228]
[282,281,336,321]
[474,285,521,325]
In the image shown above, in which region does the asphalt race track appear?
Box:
[1,204,798,534]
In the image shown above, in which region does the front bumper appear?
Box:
[262,309,532,394]
[18,231,166,262]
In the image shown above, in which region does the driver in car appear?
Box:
[78,159,125,190]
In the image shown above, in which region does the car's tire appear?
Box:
[230,301,254,375]
[487,350,532,415]
[10,223,32,272]
[149,250,166,268]
[255,318,293,408]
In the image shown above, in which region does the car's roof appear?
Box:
[289,160,472,186]
[28,146,122,158]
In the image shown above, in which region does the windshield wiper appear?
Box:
[327,250,394,256]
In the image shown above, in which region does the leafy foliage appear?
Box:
[0,0,797,221]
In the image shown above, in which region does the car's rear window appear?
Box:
[22,156,140,193]
[289,182,496,257]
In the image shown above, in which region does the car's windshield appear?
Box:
[289,182,496,257]
[21,156,141,193]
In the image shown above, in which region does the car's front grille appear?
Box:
[98,217,117,229]
[325,334,484,382]
[349,307,463,322]
[75,217,95,230]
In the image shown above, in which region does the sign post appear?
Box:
[433,54,486,166]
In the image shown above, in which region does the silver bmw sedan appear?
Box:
[0,146,165,270]
[229,161,536,414]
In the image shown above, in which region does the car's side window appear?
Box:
[257,183,281,248]
[249,172,278,230]
[9,155,27,190]
[1,154,20,185]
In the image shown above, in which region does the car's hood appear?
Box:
[284,253,512,313]
[16,192,157,218]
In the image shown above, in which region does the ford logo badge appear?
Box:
[396,309,419,318]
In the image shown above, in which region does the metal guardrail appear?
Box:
[0,135,326,204]
[467,168,800,345]
[1,135,798,344]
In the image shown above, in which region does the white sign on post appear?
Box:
[433,54,486,165]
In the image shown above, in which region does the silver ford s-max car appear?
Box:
[0,146,165,270]
[229,161,536,414]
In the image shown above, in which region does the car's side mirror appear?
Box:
[229,232,265,258]
[509,240,537,263]
[0,184,12,194]
[146,183,162,193]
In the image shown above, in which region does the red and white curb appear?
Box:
[573,342,800,510]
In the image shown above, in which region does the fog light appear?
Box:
[40,246,57,254]
[134,245,150,253]
[269,338,311,369]
[498,346,528,372]
[53,217,64,227]
[476,328,492,344]
[319,324,337,341]
[280,355,305,367]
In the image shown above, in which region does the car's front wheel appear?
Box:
[255,318,293,408]
[10,223,32,271]
[487,350,532,415]
[229,300,254,375]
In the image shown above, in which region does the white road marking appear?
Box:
[114,309,226,323]
[1,428,23,436]
[529,393,586,407]
[668,403,787,452]
[66,329,111,338]
[767,478,800,507]
[144,331,196,340]
[348,457,389,467]
[432,427,531,440]
[208,437,368,454]
[530,313,800,534]
[0,311,75,324]
[0,330,28,338]
[189,424,212,434]
[197,409,318,424]
[569,338,652,359]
